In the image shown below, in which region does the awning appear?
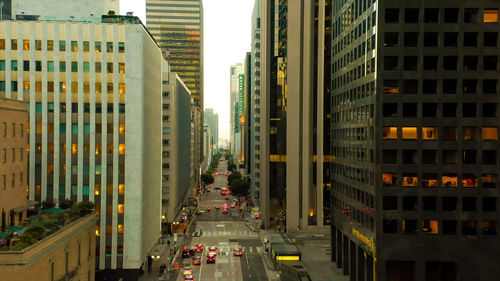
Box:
[41,207,63,214]
[0,232,9,238]
[13,200,39,213]
[5,226,24,231]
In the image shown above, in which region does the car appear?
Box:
[224,195,230,200]
[222,208,229,214]
[206,253,216,263]
[255,213,260,219]
[222,204,229,209]
[184,274,195,281]
[192,256,202,265]
[194,244,204,252]
[231,203,236,208]
[215,205,220,209]
[233,248,244,256]
[207,246,218,256]
[206,207,211,212]
[183,267,193,275]
[182,249,192,258]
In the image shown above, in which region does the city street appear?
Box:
[174,158,269,281]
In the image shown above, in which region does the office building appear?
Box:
[250,0,261,200]
[161,72,192,224]
[12,0,119,21]
[330,1,500,280]
[203,123,211,169]
[242,52,252,176]
[1,0,12,20]
[259,0,332,231]
[204,108,219,151]
[0,13,163,280]
[230,63,244,155]
[0,213,96,281]
[0,98,34,227]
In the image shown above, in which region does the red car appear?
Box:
[222,208,229,214]
[194,244,204,252]
[207,247,218,255]
[215,205,220,209]
[233,248,244,256]
[224,195,230,200]
[206,207,211,212]
[206,253,216,263]
[255,213,260,219]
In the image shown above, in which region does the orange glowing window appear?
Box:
[119,83,125,94]
[95,144,101,155]
[482,127,498,140]
[118,184,124,195]
[119,63,125,74]
[422,127,437,140]
[118,224,124,234]
[96,204,100,215]
[442,174,458,187]
[402,127,417,139]
[422,220,438,234]
[96,226,100,236]
[118,204,124,214]
[23,40,29,50]
[106,184,113,195]
[95,184,101,195]
[382,173,398,186]
[119,144,125,155]
[23,81,30,91]
[119,124,125,134]
[462,174,478,187]
[484,9,499,23]
[402,174,417,187]
[106,225,112,234]
[383,127,398,140]
[72,144,78,154]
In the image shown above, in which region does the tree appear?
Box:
[59,199,74,210]
[41,200,55,210]
[201,173,214,185]
[229,179,250,197]
[228,171,242,184]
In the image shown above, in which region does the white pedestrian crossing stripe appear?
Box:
[195,230,257,237]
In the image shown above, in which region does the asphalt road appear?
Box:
[176,158,268,281]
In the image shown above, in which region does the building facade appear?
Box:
[230,63,244,156]
[162,72,192,224]
[204,108,219,152]
[0,16,163,280]
[330,1,500,280]
[250,0,262,200]
[12,0,119,21]
[0,98,32,227]
[0,214,96,281]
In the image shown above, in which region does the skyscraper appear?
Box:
[0,10,163,279]
[204,108,219,151]
[330,1,500,280]
[230,63,244,156]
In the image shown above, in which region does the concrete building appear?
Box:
[230,63,244,156]
[259,0,332,232]
[250,0,262,200]
[12,0,119,21]
[203,123,212,169]
[242,52,252,176]
[1,0,12,20]
[0,14,163,280]
[162,72,192,224]
[330,1,500,280]
[0,214,96,281]
[0,98,34,227]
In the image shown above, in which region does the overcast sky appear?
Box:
[121,0,254,141]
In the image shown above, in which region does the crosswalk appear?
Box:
[191,230,257,237]
[199,245,263,255]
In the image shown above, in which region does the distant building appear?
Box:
[0,98,34,227]
[0,0,12,20]
[230,63,244,156]
[0,214,96,281]
[12,0,119,21]
[204,108,219,151]
[250,0,261,200]
[0,16,163,280]
[162,72,192,224]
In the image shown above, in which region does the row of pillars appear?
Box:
[332,225,374,281]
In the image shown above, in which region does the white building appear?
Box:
[229,63,243,156]
[12,0,119,21]
[0,15,163,279]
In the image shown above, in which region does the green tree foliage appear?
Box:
[229,179,250,197]
[41,200,56,210]
[24,224,46,241]
[201,173,214,185]
[228,171,242,184]
[59,199,74,210]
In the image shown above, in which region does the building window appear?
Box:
[402,220,417,234]
[382,173,398,187]
[119,144,125,154]
[484,9,499,23]
[119,83,125,94]
[482,221,497,235]
[482,174,497,188]
[463,127,476,140]
[422,220,438,234]
[11,39,18,50]
[118,204,124,214]
[384,32,399,47]
[383,219,398,234]
[422,127,437,140]
[402,174,417,187]
[119,42,125,53]
[383,80,399,94]
[442,174,458,187]
[422,174,438,187]
[107,42,113,53]
[424,8,439,23]
[444,32,458,47]
[482,127,498,140]
[385,8,399,23]
[119,63,125,73]
[402,127,417,139]
[71,41,78,52]
[462,174,478,187]
[464,32,478,47]
[463,221,477,235]
[383,127,397,140]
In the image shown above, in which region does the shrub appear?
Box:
[59,199,74,210]
[41,200,56,210]
[77,201,94,216]
[10,241,31,251]
[24,224,46,241]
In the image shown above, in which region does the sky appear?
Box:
[121,0,255,141]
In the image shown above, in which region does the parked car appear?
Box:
[222,208,229,214]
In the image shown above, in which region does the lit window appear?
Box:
[107,144,113,154]
[482,127,498,140]
[383,80,399,94]
[484,9,499,23]
[23,40,29,50]
[482,221,497,235]
[96,226,100,236]
[383,127,397,139]
[119,144,125,155]
[23,81,30,91]
[119,63,125,73]
[422,174,438,187]
[119,124,125,134]
[462,174,478,187]
[119,83,125,94]
[422,220,438,234]
[382,173,398,187]
[119,184,125,195]
[118,224,124,234]
[482,174,497,188]
[95,144,101,155]
[402,127,417,139]
[402,174,417,187]
[442,174,458,187]
[463,127,476,140]
[422,127,437,140]
[118,204,124,214]
[95,184,101,195]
